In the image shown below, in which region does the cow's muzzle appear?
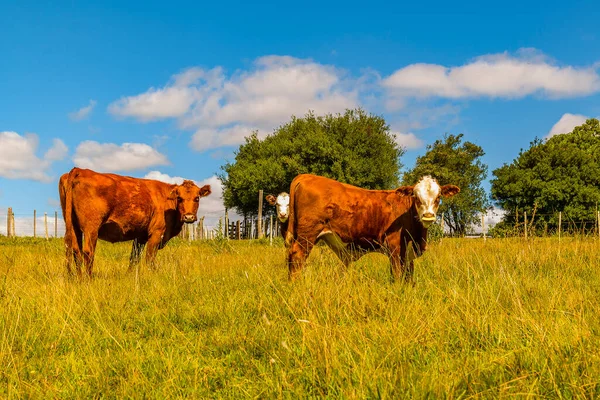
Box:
[278,214,288,222]
[183,214,197,223]
[421,213,436,227]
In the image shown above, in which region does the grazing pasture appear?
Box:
[0,236,599,398]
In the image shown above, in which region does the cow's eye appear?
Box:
[177,196,183,202]
[194,197,200,202]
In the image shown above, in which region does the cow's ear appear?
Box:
[265,194,276,205]
[396,186,414,196]
[168,187,179,200]
[199,185,211,197]
[441,185,460,197]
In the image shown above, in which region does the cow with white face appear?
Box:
[285,174,460,282]
[399,175,454,228]
[266,192,290,238]
[266,193,290,222]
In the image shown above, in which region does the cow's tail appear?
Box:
[61,169,81,266]
[285,177,302,247]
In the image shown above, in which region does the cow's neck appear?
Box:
[409,202,428,252]
[163,209,185,240]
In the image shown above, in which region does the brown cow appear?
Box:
[265,192,290,239]
[59,167,211,276]
[285,174,459,282]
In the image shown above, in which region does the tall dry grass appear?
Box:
[0,236,599,398]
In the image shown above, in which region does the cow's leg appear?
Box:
[385,232,415,284]
[145,234,164,269]
[287,235,315,280]
[128,238,146,271]
[392,240,416,285]
[81,230,99,278]
[64,222,84,277]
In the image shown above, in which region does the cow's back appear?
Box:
[69,168,169,243]
[288,174,410,245]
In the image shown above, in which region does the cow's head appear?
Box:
[168,180,212,223]
[266,192,290,222]
[396,176,460,228]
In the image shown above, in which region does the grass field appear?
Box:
[1,235,599,398]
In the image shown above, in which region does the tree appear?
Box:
[219,109,405,216]
[491,119,600,231]
[403,134,489,236]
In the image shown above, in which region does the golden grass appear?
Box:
[0,236,599,398]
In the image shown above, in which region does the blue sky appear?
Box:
[1,0,600,233]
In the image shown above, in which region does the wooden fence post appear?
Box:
[44,212,49,239]
[11,210,15,237]
[482,213,486,241]
[258,190,264,239]
[55,211,58,238]
[597,211,599,240]
[224,209,229,240]
[33,210,37,237]
[270,215,273,246]
[236,220,241,240]
[7,208,12,238]
[199,216,205,240]
[524,212,528,240]
[558,212,562,241]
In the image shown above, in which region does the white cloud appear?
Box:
[143,170,187,185]
[107,50,600,153]
[109,56,359,151]
[383,49,600,99]
[44,139,69,161]
[69,100,97,121]
[546,113,589,138]
[73,141,169,172]
[190,125,256,152]
[391,131,423,150]
[108,87,198,121]
[0,132,67,182]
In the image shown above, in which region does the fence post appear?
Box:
[34,210,37,238]
[198,216,205,240]
[258,190,264,239]
[270,215,273,246]
[44,212,49,240]
[7,208,12,238]
[55,211,58,238]
[558,212,562,241]
[236,220,241,240]
[482,213,486,241]
[224,209,229,240]
[524,212,528,240]
[11,210,15,237]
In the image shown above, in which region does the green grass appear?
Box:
[1,236,599,398]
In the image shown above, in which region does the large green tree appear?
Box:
[220,109,404,216]
[491,119,600,229]
[403,133,489,236]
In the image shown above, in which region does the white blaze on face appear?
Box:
[276,193,290,222]
[413,176,441,228]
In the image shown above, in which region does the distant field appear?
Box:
[1,236,599,398]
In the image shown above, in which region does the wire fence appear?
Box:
[0,208,281,240]
[2,206,599,240]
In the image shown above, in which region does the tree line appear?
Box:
[219,108,600,236]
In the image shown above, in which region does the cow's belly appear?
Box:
[317,230,348,253]
[317,230,381,255]
[98,221,147,243]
